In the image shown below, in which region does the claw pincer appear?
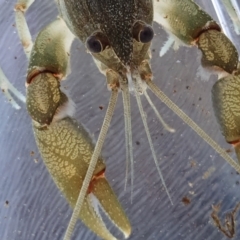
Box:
[25,18,131,240]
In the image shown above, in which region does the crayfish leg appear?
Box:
[15,0,35,58]
[0,67,25,109]
[153,0,240,171]
[197,29,239,75]
[33,117,130,240]
[153,0,220,46]
[26,17,130,240]
[212,74,240,164]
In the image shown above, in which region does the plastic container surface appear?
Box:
[0,1,240,240]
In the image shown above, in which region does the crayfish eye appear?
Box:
[86,32,109,53]
[86,36,102,53]
[132,21,154,43]
[139,26,154,43]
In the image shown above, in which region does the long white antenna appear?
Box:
[63,90,118,240]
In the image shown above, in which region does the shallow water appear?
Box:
[0,1,240,240]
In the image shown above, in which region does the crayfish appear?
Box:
[1,0,240,239]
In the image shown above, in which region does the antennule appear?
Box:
[144,91,175,133]
[132,71,173,205]
[147,80,240,174]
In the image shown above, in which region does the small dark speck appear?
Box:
[136,141,140,146]
[152,49,155,52]
[226,148,232,153]
[199,97,202,101]
[236,181,239,185]
[186,86,190,90]
[5,201,9,207]
[182,196,191,206]
[14,56,17,59]
[99,106,104,110]
[190,160,197,168]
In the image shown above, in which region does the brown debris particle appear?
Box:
[211,202,240,238]
[202,167,216,179]
[182,196,191,206]
[190,160,197,168]
[226,148,233,153]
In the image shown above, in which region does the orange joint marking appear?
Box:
[194,24,222,46]
[230,140,240,147]
[26,70,63,85]
[14,3,27,13]
[142,73,152,81]
[21,40,31,49]
[87,169,105,194]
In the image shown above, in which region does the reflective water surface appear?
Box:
[0,1,240,240]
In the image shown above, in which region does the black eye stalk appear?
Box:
[133,21,154,43]
[86,32,109,53]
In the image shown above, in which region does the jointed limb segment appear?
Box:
[197,29,238,74]
[25,18,130,240]
[0,0,34,109]
[26,18,74,82]
[26,18,74,124]
[212,74,240,165]
[154,0,240,170]
[0,67,25,109]
[14,0,35,58]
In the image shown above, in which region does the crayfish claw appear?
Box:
[90,176,131,239]
[212,74,240,164]
[33,117,131,240]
